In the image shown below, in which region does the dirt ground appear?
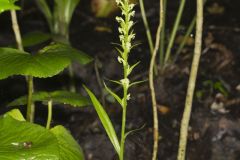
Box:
[0,0,240,159]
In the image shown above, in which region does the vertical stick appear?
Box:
[149,0,164,159]
[177,0,203,159]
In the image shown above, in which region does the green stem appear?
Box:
[26,76,34,122]
[120,94,127,160]
[177,0,203,159]
[10,10,35,122]
[164,0,186,65]
[46,100,53,129]
[159,0,167,67]
[139,0,158,75]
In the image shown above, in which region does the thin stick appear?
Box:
[177,0,203,159]
[10,10,35,122]
[149,0,164,159]
[46,100,53,129]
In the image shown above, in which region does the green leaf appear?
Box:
[35,0,53,30]
[0,43,92,79]
[51,125,84,160]
[0,110,84,159]
[104,82,122,106]
[0,0,20,14]
[22,31,51,47]
[83,85,120,156]
[6,109,25,121]
[129,79,148,87]
[8,90,91,107]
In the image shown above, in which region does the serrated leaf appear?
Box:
[0,0,20,14]
[0,110,84,159]
[0,43,92,79]
[22,31,51,47]
[8,90,91,107]
[83,85,120,156]
[104,82,122,106]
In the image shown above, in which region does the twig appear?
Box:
[177,0,203,159]
[149,0,164,159]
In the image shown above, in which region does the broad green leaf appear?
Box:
[0,0,20,14]
[22,31,51,47]
[83,85,120,156]
[0,43,92,79]
[51,125,84,160]
[0,110,84,159]
[8,90,91,107]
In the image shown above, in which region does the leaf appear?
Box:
[22,31,51,47]
[0,0,20,14]
[6,109,25,121]
[0,43,92,79]
[83,85,120,156]
[50,125,84,160]
[129,79,148,87]
[128,61,140,75]
[104,82,122,106]
[8,90,91,107]
[0,110,84,159]
[35,0,53,30]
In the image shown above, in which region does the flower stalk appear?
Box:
[115,0,136,159]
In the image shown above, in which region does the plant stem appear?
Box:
[46,100,53,129]
[164,0,186,65]
[120,89,127,160]
[10,10,35,122]
[10,10,23,51]
[159,0,167,67]
[26,76,34,122]
[149,0,164,159]
[177,0,203,159]
[139,0,158,75]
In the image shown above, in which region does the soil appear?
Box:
[0,0,240,160]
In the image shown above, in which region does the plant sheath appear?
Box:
[149,0,164,159]
[177,0,203,159]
